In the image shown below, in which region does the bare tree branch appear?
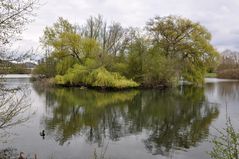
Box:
[0,0,39,46]
[0,87,31,129]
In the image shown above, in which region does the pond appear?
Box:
[0,76,239,159]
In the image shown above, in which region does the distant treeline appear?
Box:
[0,60,36,74]
[217,50,239,79]
[33,15,219,89]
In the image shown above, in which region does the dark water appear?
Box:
[0,78,239,159]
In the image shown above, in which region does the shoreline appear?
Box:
[32,77,239,91]
[32,77,170,91]
[1,74,32,79]
[2,75,239,91]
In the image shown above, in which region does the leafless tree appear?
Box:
[0,87,30,129]
[0,0,39,46]
[0,0,39,71]
[81,15,128,56]
[0,0,38,130]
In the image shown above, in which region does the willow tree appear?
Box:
[126,29,177,87]
[147,16,219,84]
[40,17,100,75]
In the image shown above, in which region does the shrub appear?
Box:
[209,117,239,159]
[55,64,90,85]
[33,57,57,78]
[89,67,139,88]
[55,64,139,89]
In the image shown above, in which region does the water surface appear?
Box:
[0,76,239,159]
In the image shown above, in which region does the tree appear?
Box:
[81,15,128,56]
[41,18,100,65]
[126,30,147,82]
[40,18,139,89]
[37,15,219,88]
[217,50,239,79]
[126,28,177,86]
[0,0,38,46]
[33,56,57,77]
[0,0,38,129]
[147,16,219,84]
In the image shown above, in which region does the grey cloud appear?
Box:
[230,30,239,35]
[14,0,239,53]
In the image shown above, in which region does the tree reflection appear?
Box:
[0,147,18,159]
[36,86,219,156]
[41,88,139,145]
[135,87,219,155]
[206,82,239,101]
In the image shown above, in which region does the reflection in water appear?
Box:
[139,87,218,156]
[0,148,18,159]
[41,88,139,145]
[0,148,37,159]
[33,86,219,157]
[0,78,31,132]
[206,82,239,101]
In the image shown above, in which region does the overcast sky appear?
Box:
[14,0,239,54]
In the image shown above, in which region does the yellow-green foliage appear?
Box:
[39,16,219,87]
[55,75,65,85]
[55,64,139,88]
[88,67,139,88]
[56,57,76,75]
[83,58,100,69]
[55,64,90,85]
[110,62,128,76]
[53,89,139,107]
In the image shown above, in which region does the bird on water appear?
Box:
[40,130,45,139]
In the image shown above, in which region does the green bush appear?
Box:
[88,67,139,88]
[55,64,139,88]
[33,57,57,78]
[55,64,89,85]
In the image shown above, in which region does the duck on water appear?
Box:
[40,130,45,139]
